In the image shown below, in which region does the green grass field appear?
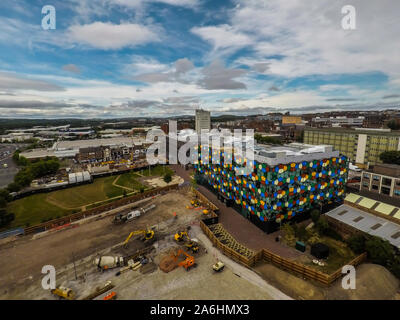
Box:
[7,193,74,228]
[114,172,146,190]
[5,166,172,229]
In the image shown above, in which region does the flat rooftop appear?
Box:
[53,137,146,150]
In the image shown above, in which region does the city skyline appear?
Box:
[0,0,399,118]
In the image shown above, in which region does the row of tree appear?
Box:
[0,189,14,228]
[8,151,60,193]
[379,150,400,165]
[254,134,283,145]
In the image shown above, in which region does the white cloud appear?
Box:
[67,22,160,50]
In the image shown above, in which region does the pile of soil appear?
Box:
[159,255,178,273]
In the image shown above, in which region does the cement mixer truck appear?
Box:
[94,256,124,271]
[112,204,156,224]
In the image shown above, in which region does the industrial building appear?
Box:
[195,109,211,134]
[325,193,400,249]
[20,137,149,161]
[304,127,400,168]
[194,141,348,233]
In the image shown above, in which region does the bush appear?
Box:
[347,233,367,254]
[316,216,329,235]
[310,209,320,223]
[388,257,400,279]
[295,225,309,242]
[7,182,22,193]
[163,172,172,184]
[365,236,394,265]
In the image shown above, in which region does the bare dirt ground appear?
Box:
[0,190,200,298]
[0,188,288,300]
[254,262,400,300]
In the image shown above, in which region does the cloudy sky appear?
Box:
[0,0,399,118]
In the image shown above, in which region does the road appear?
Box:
[0,144,22,188]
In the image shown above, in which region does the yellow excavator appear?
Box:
[174,231,199,253]
[123,228,155,248]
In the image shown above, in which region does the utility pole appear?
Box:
[72,252,77,280]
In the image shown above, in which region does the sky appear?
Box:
[0,0,399,118]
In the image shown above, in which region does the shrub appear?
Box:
[163,172,172,184]
[347,233,367,254]
[310,209,320,223]
[295,225,309,241]
[365,236,394,265]
[316,216,329,235]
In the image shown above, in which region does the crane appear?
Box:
[123,228,155,248]
[173,249,196,271]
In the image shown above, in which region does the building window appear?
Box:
[382,178,392,186]
[381,187,391,195]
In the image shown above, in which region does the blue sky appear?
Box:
[0,0,399,118]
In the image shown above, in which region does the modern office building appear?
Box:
[194,141,348,233]
[195,109,211,134]
[304,127,400,168]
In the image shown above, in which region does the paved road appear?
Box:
[0,144,21,188]
[171,164,302,259]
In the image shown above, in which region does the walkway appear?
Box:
[171,164,302,259]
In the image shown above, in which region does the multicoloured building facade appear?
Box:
[194,143,349,233]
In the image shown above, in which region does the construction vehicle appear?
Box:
[174,231,199,253]
[94,256,124,270]
[212,261,225,272]
[112,204,156,224]
[173,249,196,271]
[174,231,189,242]
[51,286,75,300]
[103,291,117,300]
[123,228,155,248]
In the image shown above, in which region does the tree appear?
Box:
[387,120,400,130]
[365,236,394,265]
[347,233,366,254]
[163,172,172,184]
[7,182,22,193]
[379,151,400,165]
[316,216,329,235]
[310,209,320,223]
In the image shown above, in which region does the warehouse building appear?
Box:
[325,193,400,249]
[194,140,348,233]
[304,127,400,168]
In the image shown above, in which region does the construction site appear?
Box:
[0,183,287,300]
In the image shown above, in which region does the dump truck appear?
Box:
[94,256,124,270]
[112,204,156,224]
